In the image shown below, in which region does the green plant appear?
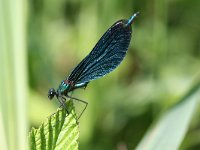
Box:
[29,100,79,150]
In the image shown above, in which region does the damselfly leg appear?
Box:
[66,95,88,120]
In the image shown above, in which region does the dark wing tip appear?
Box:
[126,12,140,26]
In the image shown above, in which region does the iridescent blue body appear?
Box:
[48,12,139,117]
[57,80,88,96]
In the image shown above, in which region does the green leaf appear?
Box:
[136,82,200,150]
[29,100,79,150]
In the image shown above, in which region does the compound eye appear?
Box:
[48,88,56,100]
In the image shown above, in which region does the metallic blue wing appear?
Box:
[76,24,131,84]
[67,13,138,84]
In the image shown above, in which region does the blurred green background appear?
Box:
[1,0,200,150]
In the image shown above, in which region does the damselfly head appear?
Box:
[48,88,56,100]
